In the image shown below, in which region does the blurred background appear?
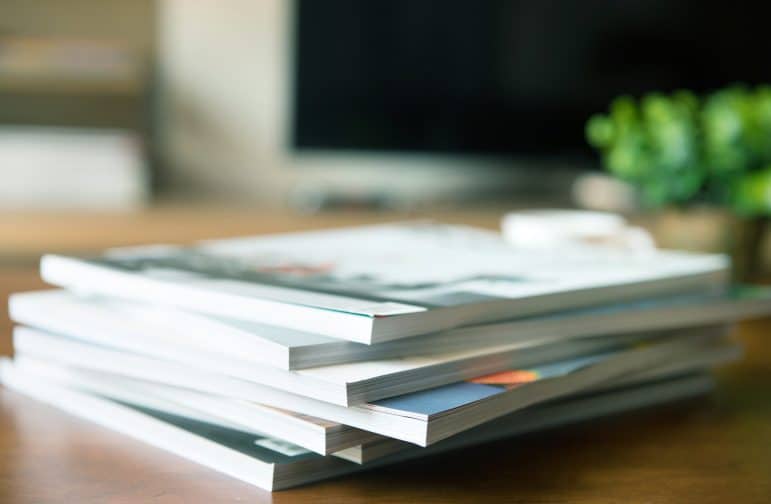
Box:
[2,0,771,275]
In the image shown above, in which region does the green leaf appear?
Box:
[585,115,615,148]
[733,166,771,215]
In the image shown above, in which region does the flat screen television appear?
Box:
[293,0,769,159]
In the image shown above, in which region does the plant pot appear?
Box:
[635,207,768,282]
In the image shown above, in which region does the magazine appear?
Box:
[40,223,728,343]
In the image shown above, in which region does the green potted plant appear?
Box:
[586,85,771,279]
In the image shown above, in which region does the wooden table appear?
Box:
[1,209,770,503]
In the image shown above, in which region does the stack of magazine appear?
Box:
[3,222,770,491]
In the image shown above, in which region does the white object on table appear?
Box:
[501,209,655,252]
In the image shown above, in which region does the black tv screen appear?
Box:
[293,0,771,160]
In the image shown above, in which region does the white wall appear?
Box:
[158,0,292,203]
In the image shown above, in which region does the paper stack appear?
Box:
[2,222,769,491]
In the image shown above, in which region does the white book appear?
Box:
[11,342,737,461]
[39,223,728,344]
[10,287,771,370]
[8,358,379,455]
[0,359,355,492]
[339,347,737,463]
[0,359,715,491]
[6,309,706,406]
[12,326,737,446]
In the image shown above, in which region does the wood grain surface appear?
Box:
[0,210,769,503]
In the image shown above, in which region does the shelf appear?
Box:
[0,75,142,96]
